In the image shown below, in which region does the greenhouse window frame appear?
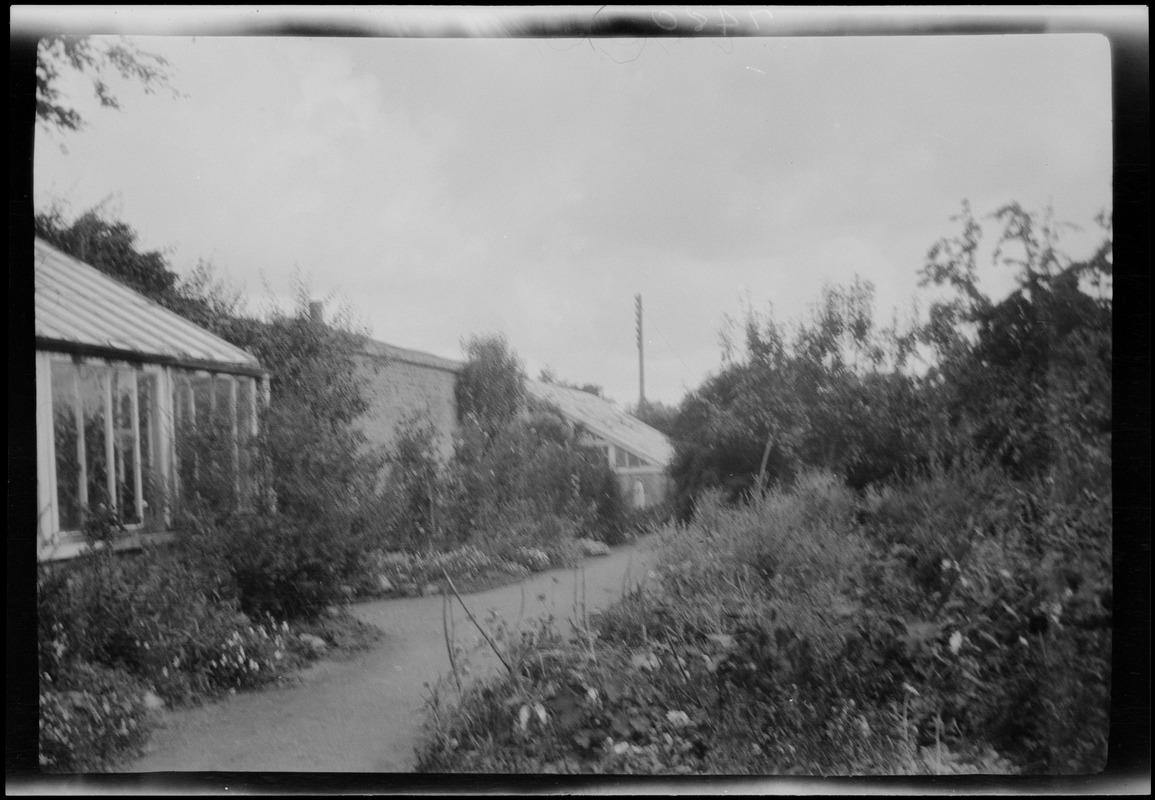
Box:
[36,349,265,561]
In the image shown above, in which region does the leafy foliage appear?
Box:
[417,464,1109,776]
[39,661,151,772]
[667,203,1110,519]
[456,333,528,439]
[917,203,1111,484]
[669,278,924,518]
[415,202,1111,776]
[37,35,177,134]
[367,338,629,561]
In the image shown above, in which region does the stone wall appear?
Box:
[354,352,459,463]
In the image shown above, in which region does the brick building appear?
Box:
[345,323,672,509]
[353,338,463,463]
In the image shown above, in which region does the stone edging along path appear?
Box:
[126,540,659,773]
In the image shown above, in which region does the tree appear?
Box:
[37,35,177,134]
[917,202,1112,484]
[456,333,528,438]
[236,294,379,524]
[667,277,926,518]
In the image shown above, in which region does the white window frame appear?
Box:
[37,351,264,560]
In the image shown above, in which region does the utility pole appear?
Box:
[635,293,645,409]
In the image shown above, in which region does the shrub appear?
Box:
[374,411,451,551]
[39,535,294,702]
[455,333,527,438]
[39,662,150,772]
[418,461,1109,776]
[854,464,1111,773]
[181,509,360,621]
[472,505,584,571]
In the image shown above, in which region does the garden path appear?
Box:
[124,539,659,773]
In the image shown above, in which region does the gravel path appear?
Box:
[125,539,659,773]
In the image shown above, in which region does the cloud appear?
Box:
[33,34,1112,406]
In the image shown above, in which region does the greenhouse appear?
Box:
[526,381,673,508]
[34,237,268,559]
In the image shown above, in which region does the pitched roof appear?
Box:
[34,237,262,373]
[359,338,464,373]
[527,381,674,467]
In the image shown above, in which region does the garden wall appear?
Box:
[354,340,461,463]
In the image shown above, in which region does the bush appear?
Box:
[39,535,295,704]
[177,295,387,617]
[374,411,450,551]
[37,525,308,771]
[181,509,361,621]
[455,333,527,438]
[854,464,1111,773]
[39,662,151,772]
[417,462,1109,776]
[372,361,629,565]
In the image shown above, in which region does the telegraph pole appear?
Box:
[635,294,645,409]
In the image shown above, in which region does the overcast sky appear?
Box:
[32,21,1112,407]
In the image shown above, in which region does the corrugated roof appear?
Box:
[360,338,464,373]
[527,381,674,467]
[34,237,262,372]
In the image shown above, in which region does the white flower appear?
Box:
[613,741,630,755]
[949,630,963,655]
[666,710,691,727]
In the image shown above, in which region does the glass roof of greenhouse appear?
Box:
[34,237,262,373]
[527,381,674,468]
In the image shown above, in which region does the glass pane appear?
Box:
[174,374,197,502]
[79,364,110,517]
[51,361,82,531]
[183,374,234,508]
[193,375,214,428]
[113,369,141,525]
[216,377,232,423]
[615,447,628,468]
[137,372,160,525]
